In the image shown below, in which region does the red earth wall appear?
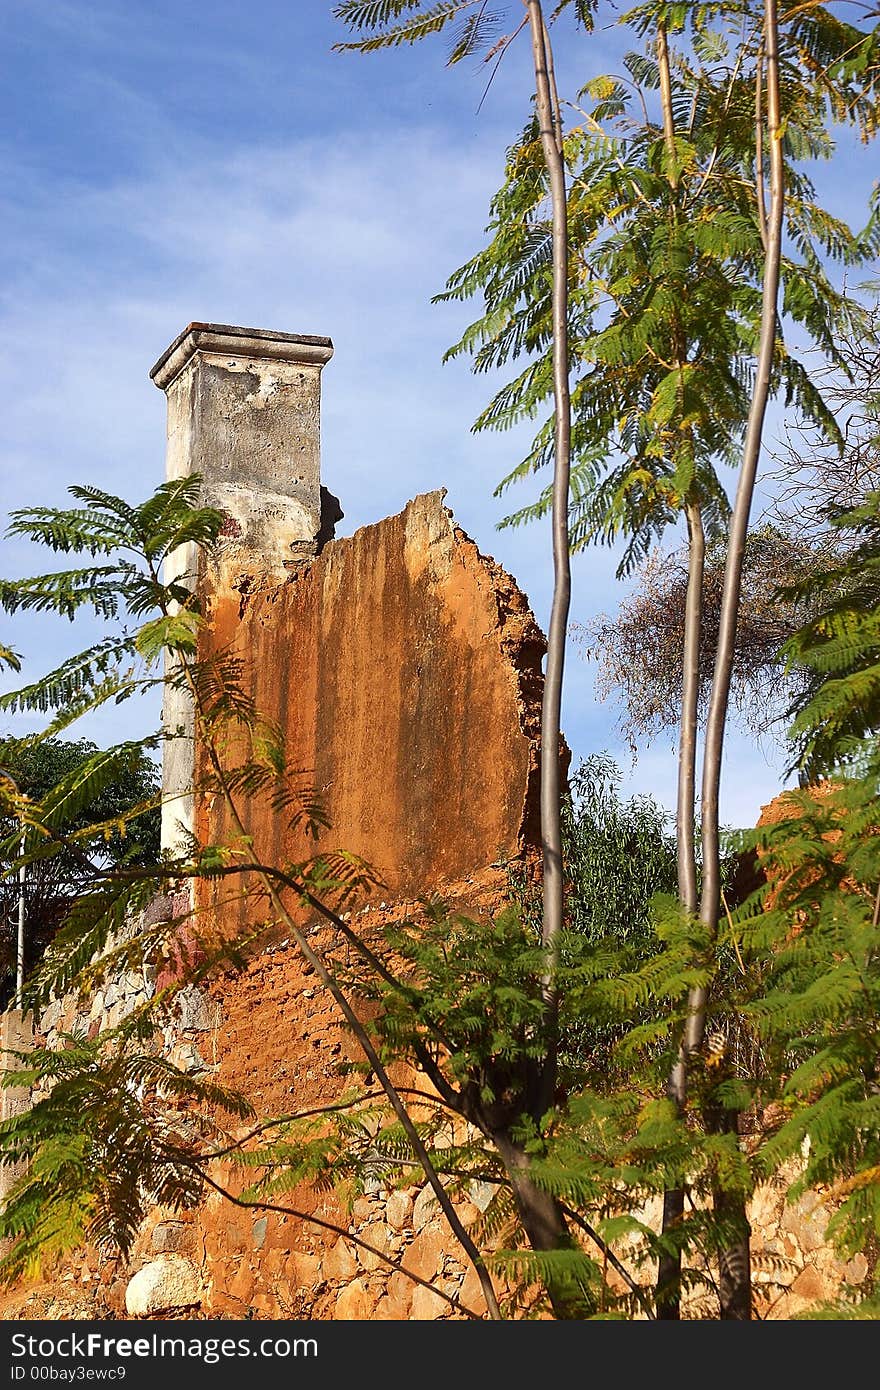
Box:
[197,490,549,929]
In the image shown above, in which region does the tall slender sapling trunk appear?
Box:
[660,0,786,1320]
[525,0,572,1111]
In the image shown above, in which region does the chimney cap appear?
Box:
[150,322,334,391]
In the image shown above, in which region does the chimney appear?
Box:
[150,322,334,851]
[150,322,335,576]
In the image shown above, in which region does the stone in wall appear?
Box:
[125,1254,203,1318]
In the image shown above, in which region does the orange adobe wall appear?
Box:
[197,490,548,921]
[190,880,508,1320]
[174,490,552,1317]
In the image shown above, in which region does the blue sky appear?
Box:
[1,1,876,829]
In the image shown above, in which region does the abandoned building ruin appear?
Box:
[152,322,546,889]
[0,323,870,1320]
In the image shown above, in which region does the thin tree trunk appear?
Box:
[710,1101,753,1320]
[694,0,783,1057]
[513,10,584,1319]
[658,499,705,1318]
[494,1129,593,1319]
[654,24,701,1319]
[525,1,572,1116]
[677,501,705,917]
[679,0,784,1320]
[657,22,677,167]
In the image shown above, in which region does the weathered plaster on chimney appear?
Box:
[151,322,334,581]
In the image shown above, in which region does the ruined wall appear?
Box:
[198,489,547,914]
[3,788,872,1321]
[1,317,870,1322]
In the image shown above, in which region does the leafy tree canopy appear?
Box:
[0,737,160,1004]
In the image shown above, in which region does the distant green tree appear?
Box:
[562,755,678,1080]
[0,737,160,1006]
[566,756,677,937]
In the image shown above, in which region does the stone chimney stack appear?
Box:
[150,322,335,851]
[150,322,335,577]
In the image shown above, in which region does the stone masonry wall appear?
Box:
[4,883,871,1321]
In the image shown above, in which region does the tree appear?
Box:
[0,737,160,1006]
[579,291,880,750]
[580,523,825,749]
[366,0,880,1316]
[556,753,679,1075]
